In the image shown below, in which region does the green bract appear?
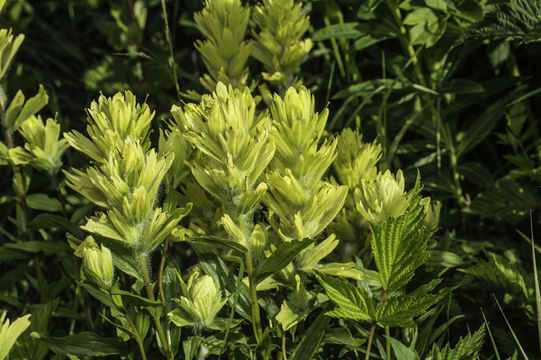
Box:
[0,28,24,80]
[0,312,31,360]
[18,115,69,174]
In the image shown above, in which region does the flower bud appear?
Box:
[170,272,226,328]
[82,243,114,289]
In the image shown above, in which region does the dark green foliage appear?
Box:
[1,0,541,358]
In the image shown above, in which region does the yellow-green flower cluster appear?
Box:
[193,0,252,92]
[265,87,347,241]
[252,0,313,89]
[172,83,274,251]
[331,128,441,263]
[64,91,191,255]
[334,128,381,190]
[169,272,227,328]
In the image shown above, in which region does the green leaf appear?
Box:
[26,193,63,212]
[31,331,127,356]
[110,290,162,308]
[5,85,49,132]
[79,282,116,309]
[385,336,419,360]
[312,23,362,41]
[370,184,431,292]
[314,272,375,321]
[28,214,85,238]
[183,337,203,360]
[456,98,507,157]
[333,79,403,99]
[460,252,532,302]
[290,313,330,360]
[324,327,365,348]
[254,239,313,284]
[427,250,463,268]
[207,316,242,331]
[186,235,248,256]
[5,241,68,255]
[441,79,484,94]
[427,324,485,359]
[376,294,441,327]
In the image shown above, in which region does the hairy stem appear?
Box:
[139,253,173,360]
[158,238,171,348]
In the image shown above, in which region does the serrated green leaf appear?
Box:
[255,239,313,284]
[31,331,127,356]
[427,324,485,359]
[370,184,431,292]
[377,294,441,327]
[460,252,532,302]
[26,193,63,212]
[314,272,375,321]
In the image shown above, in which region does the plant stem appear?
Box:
[1,103,48,303]
[365,291,387,360]
[158,238,171,348]
[282,332,288,360]
[123,309,148,360]
[245,252,263,343]
[139,252,173,360]
[385,326,391,359]
[51,173,68,218]
[160,0,181,100]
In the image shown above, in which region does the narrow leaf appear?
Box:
[26,193,62,212]
[255,239,312,284]
[456,98,506,157]
[31,331,127,356]
[313,23,362,41]
[290,313,330,360]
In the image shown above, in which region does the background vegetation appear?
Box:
[1,0,540,358]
